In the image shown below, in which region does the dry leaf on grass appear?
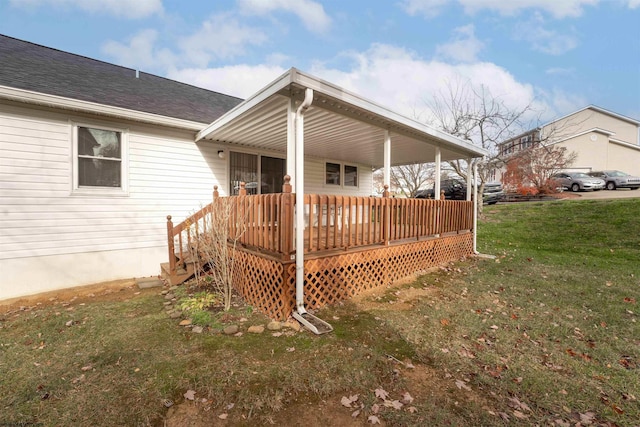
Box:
[375,388,389,400]
[368,415,381,424]
[402,392,414,403]
[455,379,471,391]
[183,390,196,401]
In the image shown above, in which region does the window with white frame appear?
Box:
[325,162,358,187]
[325,162,341,185]
[344,165,358,187]
[73,125,127,194]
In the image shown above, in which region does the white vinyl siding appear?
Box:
[0,104,225,265]
[304,158,373,196]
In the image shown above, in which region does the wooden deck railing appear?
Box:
[166,178,473,277]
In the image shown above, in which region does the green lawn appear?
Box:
[1,198,638,426]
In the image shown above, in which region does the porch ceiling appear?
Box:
[197,68,487,168]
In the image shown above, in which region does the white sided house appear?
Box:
[0,35,486,304]
[499,106,640,176]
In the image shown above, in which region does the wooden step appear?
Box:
[160,262,194,286]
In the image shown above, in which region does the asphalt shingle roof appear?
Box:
[0,34,243,124]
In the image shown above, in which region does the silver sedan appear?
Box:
[551,172,605,192]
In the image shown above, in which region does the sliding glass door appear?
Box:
[229,152,285,195]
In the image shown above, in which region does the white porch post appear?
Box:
[466,158,473,201]
[383,130,391,188]
[434,146,441,199]
[286,97,296,188]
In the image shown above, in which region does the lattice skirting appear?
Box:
[233,232,473,320]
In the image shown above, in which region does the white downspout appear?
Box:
[295,88,313,313]
[292,88,332,334]
[473,161,479,254]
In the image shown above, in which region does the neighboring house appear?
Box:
[498,106,640,176]
[0,35,486,318]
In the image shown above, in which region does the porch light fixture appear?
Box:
[217,150,225,159]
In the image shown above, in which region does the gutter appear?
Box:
[291,88,333,335]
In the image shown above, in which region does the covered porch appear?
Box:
[164,68,486,322]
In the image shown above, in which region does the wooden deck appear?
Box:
[164,180,475,319]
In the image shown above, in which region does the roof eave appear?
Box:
[0,85,208,131]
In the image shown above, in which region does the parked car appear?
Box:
[415,179,505,204]
[586,170,640,190]
[551,172,605,192]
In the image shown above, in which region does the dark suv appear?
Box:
[415,179,504,205]
[586,170,640,190]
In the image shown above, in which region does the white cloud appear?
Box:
[167,65,287,98]
[103,13,267,72]
[545,67,575,76]
[516,13,579,55]
[238,0,332,33]
[399,0,450,18]
[400,0,599,19]
[179,13,268,66]
[9,0,163,18]
[435,24,484,63]
[102,29,176,71]
[629,0,640,8]
[307,44,541,121]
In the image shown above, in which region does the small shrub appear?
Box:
[190,310,212,326]
[178,292,219,313]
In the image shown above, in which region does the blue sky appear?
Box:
[1,0,639,125]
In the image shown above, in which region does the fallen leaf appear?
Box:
[579,412,596,424]
[286,347,295,352]
[407,406,418,413]
[455,379,471,391]
[351,409,361,418]
[375,388,389,400]
[402,392,414,404]
[384,399,403,410]
[513,377,523,384]
[440,318,450,326]
[371,403,380,414]
[340,396,352,408]
[81,365,92,371]
[184,390,196,401]
[611,404,624,414]
[458,348,476,359]
[368,415,381,424]
[218,413,228,420]
[513,410,528,419]
[490,325,499,330]
[624,297,636,304]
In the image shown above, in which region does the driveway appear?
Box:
[574,188,640,200]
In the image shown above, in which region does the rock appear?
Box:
[192,326,203,334]
[164,293,174,300]
[179,319,192,326]
[267,321,282,331]
[283,320,301,332]
[248,325,265,334]
[161,290,169,295]
[163,301,172,306]
[223,325,239,335]
[169,312,182,319]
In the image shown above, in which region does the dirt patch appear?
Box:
[0,278,157,315]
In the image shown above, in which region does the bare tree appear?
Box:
[373,164,435,197]
[188,195,250,311]
[427,80,531,211]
